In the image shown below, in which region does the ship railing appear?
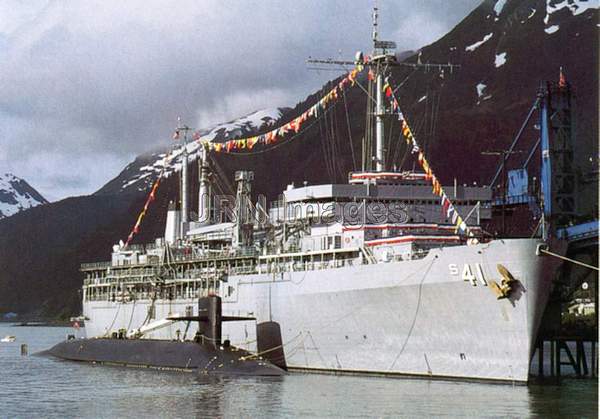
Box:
[254,248,431,274]
[126,243,146,251]
[106,268,160,278]
[190,231,232,242]
[259,256,362,274]
[167,247,258,263]
[84,265,162,283]
[83,259,259,286]
[82,246,261,271]
[388,248,430,262]
[80,261,112,270]
[229,265,258,275]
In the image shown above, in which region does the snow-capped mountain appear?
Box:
[97,107,288,195]
[396,0,598,190]
[199,108,285,142]
[0,173,48,219]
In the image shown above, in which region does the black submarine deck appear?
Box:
[43,296,284,376]
[45,338,284,376]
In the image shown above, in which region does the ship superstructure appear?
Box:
[80,9,566,383]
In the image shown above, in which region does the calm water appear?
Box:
[0,324,597,418]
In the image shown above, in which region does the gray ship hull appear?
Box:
[83,238,562,382]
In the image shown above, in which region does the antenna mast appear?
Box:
[372,3,387,172]
[306,4,460,174]
[372,2,378,43]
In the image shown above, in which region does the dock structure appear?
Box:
[531,221,598,383]
[533,229,598,383]
[533,337,597,381]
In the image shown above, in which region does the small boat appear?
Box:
[1,335,16,343]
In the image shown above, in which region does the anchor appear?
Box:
[489,264,517,299]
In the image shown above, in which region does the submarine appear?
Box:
[44,296,285,376]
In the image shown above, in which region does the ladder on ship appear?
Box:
[360,246,377,264]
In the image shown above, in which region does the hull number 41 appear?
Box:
[449,263,488,286]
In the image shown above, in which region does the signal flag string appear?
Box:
[387,77,474,237]
[190,63,367,153]
[123,63,367,246]
[123,148,184,248]
[124,169,164,248]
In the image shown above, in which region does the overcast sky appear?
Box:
[0,0,480,201]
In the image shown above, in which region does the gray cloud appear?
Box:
[0,0,480,200]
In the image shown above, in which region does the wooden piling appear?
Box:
[592,341,597,378]
[549,340,555,376]
[555,340,561,379]
[576,340,589,376]
[533,338,598,381]
[538,340,544,377]
[563,341,577,375]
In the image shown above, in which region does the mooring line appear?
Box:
[540,248,599,271]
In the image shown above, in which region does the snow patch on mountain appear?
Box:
[198,108,283,142]
[476,83,492,104]
[0,173,48,219]
[465,33,493,52]
[494,0,508,17]
[476,83,487,98]
[545,24,561,33]
[547,0,598,18]
[544,0,597,27]
[121,172,153,189]
[495,52,507,67]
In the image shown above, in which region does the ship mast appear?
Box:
[372,5,386,172]
[306,4,459,175]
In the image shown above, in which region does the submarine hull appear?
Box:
[45,338,284,376]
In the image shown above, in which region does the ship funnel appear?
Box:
[198,145,211,226]
[181,147,189,224]
[164,200,181,244]
[233,171,254,248]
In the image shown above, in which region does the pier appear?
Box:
[533,337,597,381]
[531,219,598,382]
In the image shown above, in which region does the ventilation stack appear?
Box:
[198,144,212,226]
[164,200,181,244]
[233,171,254,249]
[181,146,189,225]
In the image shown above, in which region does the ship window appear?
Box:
[335,236,341,249]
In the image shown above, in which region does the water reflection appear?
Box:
[0,325,597,418]
[191,375,286,417]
